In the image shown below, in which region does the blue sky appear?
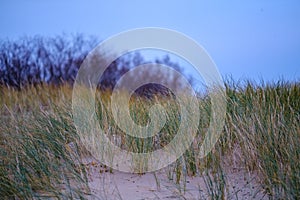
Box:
[1,0,299,83]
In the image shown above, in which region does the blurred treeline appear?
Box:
[0,34,192,94]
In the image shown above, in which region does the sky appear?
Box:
[0,0,299,83]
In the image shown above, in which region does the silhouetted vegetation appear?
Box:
[0,34,191,95]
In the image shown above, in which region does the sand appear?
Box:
[84,160,267,200]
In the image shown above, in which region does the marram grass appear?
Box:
[0,80,299,199]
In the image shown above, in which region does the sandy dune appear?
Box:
[84,160,267,200]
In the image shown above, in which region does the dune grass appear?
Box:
[0,80,299,199]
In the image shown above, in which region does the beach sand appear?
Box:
[84,159,267,200]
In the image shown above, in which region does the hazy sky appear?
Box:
[1,0,299,83]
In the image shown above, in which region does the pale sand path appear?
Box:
[84,161,267,200]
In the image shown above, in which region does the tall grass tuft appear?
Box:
[223,79,300,199]
[0,85,90,199]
